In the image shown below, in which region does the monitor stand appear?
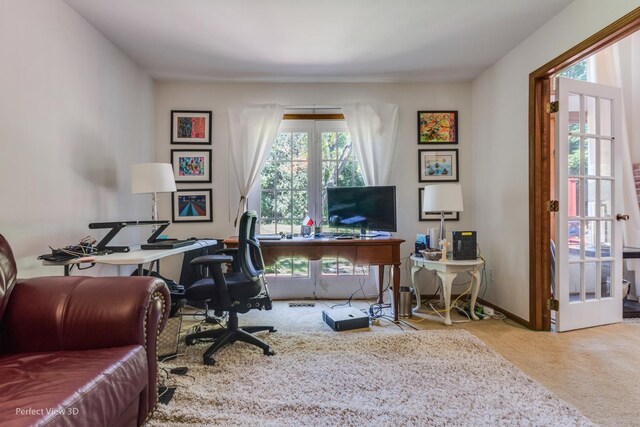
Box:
[359,227,378,238]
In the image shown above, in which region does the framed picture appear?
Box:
[171,110,211,144]
[172,189,213,223]
[418,188,460,221]
[171,149,212,183]
[418,111,458,144]
[418,149,459,182]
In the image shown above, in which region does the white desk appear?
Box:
[44,240,218,276]
[410,255,484,325]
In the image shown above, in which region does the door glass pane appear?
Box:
[261,191,275,218]
[600,139,612,177]
[584,95,597,134]
[601,260,612,298]
[568,220,581,260]
[569,263,582,302]
[601,220,612,256]
[585,138,596,176]
[600,180,612,218]
[292,132,308,160]
[584,220,597,260]
[568,132,580,176]
[584,262,597,301]
[291,162,308,189]
[568,178,580,217]
[585,179,597,217]
[599,98,612,137]
[568,93,580,134]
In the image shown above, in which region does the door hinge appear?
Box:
[547,200,559,212]
[548,101,559,113]
[547,298,559,311]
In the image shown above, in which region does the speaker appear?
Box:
[452,231,477,260]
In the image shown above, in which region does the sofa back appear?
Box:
[0,235,18,351]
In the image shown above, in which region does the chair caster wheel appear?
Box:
[185,337,196,346]
[265,348,275,356]
[271,329,277,333]
[203,357,216,366]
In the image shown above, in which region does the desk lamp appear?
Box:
[422,183,463,249]
[131,163,177,221]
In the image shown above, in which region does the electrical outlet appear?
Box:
[484,306,494,316]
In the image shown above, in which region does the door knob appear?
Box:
[617,214,630,221]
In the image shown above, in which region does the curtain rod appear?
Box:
[285,105,342,110]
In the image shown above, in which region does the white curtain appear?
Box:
[228,103,285,226]
[342,102,399,185]
[590,43,640,298]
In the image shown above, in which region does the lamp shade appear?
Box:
[422,183,463,212]
[131,163,177,194]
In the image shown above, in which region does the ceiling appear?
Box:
[63,0,573,83]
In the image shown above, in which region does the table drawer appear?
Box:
[356,245,393,265]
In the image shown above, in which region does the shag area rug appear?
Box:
[149,329,594,427]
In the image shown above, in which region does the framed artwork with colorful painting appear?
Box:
[418,149,459,182]
[171,149,212,183]
[171,110,211,144]
[417,111,458,144]
[172,189,212,223]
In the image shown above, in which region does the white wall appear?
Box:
[0,0,155,277]
[472,0,640,320]
[154,82,473,296]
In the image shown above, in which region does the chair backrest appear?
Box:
[238,211,261,278]
[238,211,264,282]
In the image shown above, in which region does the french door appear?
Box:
[249,120,374,299]
[554,77,624,331]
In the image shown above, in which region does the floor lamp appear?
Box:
[131,163,177,222]
[422,183,464,249]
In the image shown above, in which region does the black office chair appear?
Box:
[184,211,275,365]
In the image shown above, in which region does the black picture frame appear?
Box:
[171,149,212,183]
[418,188,460,221]
[417,110,458,144]
[418,149,459,182]
[171,110,212,144]
[172,189,213,223]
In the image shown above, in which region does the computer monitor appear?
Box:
[327,186,397,233]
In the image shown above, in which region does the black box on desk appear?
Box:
[322,307,369,331]
[452,231,477,260]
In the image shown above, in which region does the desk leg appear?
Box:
[377,266,385,304]
[469,268,481,321]
[64,265,70,276]
[393,265,400,323]
[441,272,456,326]
[137,264,144,276]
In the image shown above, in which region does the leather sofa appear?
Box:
[0,235,170,426]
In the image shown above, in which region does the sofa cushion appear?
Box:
[0,345,148,427]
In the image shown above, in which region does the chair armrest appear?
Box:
[214,248,240,271]
[1,275,170,353]
[189,255,234,308]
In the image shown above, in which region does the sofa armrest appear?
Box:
[1,275,170,354]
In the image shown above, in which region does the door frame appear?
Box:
[529,7,640,331]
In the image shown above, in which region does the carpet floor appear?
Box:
[149,327,594,426]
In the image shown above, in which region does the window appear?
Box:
[250,120,368,281]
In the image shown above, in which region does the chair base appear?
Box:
[185,320,276,366]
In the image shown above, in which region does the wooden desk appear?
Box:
[44,239,218,276]
[226,236,406,322]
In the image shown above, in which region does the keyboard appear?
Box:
[141,240,196,250]
[256,234,282,240]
